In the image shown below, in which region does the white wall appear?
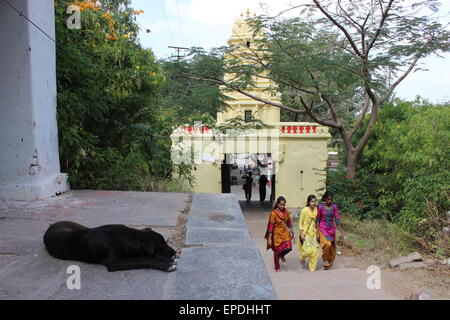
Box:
[0,0,69,200]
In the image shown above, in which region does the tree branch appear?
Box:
[379,53,422,105]
[304,67,343,126]
[298,95,342,129]
[349,94,371,138]
[365,0,395,55]
[337,0,364,31]
[183,75,309,115]
[313,0,364,58]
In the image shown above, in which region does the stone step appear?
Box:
[389,252,423,268]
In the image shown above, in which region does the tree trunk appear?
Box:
[341,131,358,179]
[346,151,357,179]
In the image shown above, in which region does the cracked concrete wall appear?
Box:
[0,0,69,200]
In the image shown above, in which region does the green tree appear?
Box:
[55,0,191,190]
[159,47,229,122]
[327,99,450,255]
[192,0,450,178]
[360,99,450,229]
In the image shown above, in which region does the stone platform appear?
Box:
[0,190,276,300]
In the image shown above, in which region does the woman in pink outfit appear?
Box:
[316,191,345,270]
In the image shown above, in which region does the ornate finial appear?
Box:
[240,12,243,18]
[246,8,250,17]
[253,13,257,17]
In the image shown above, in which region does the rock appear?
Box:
[399,262,427,271]
[425,259,438,265]
[411,289,436,300]
[443,227,450,234]
[390,252,423,268]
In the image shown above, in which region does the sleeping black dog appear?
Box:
[43,221,177,272]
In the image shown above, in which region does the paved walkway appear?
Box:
[0,190,397,300]
[0,191,275,300]
[240,201,396,300]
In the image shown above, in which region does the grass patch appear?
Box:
[134,177,194,193]
[340,213,422,267]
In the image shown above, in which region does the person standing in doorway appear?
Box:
[298,195,319,271]
[265,196,294,272]
[317,191,345,270]
[258,175,268,203]
[242,171,253,204]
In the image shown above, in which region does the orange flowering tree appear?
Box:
[55,0,192,190]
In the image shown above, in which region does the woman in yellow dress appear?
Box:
[298,194,319,272]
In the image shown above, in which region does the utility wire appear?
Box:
[1,0,108,77]
[160,0,175,44]
[3,0,56,43]
[175,0,185,46]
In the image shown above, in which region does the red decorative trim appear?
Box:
[182,126,211,134]
[280,125,318,134]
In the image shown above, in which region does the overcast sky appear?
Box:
[131,0,450,103]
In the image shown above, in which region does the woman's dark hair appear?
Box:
[273,196,286,209]
[306,194,317,206]
[322,191,333,202]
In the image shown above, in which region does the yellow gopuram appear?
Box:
[171,11,331,208]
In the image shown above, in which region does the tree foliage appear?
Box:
[159,47,229,125]
[55,0,192,190]
[326,99,450,255]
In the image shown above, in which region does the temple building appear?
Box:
[171,11,331,208]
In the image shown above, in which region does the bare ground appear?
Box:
[338,240,450,300]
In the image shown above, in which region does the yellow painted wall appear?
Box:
[276,137,329,208]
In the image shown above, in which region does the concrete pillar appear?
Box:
[0,0,69,200]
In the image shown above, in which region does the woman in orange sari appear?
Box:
[265,196,294,272]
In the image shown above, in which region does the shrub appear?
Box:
[55,0,194,190]
[327,99,450,256]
